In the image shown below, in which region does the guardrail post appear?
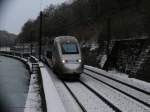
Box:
[32,63,39,74]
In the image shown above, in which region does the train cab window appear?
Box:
[61,42,79,54]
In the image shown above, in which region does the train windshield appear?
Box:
[61,42,79,54]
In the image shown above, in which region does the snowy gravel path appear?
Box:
[80,74,150,112]
[85,65,150,94]
[84,69,150,106]
[24,74,42,112]
[46,67,83,112]
[65,81,115,112]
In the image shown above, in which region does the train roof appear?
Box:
[54,36,78,42]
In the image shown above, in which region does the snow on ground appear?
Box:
[15,56,43,112]
[21,57,28,62]
[84,69,150,105]
[39,62,66,112]
[66,81,115,112]
[85,65,150,93]
[80,74,150,112]
[89,44,99,51]
[24,74,43,112]
[99,55,107,68]
[46,67,83,112]
[108,69,128,78]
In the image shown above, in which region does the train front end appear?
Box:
[59,37,83,79]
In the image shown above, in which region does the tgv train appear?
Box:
[52,36,83,79]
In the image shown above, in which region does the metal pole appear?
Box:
[22,41,24,58]
[5,39,7,52]
[0,40,2,51]
[30,42,33,55]
[39,11,42,60]
[106,16,111,57]
[105,16,111,71]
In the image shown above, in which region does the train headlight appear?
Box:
[77,59,82,63]
[62,59,66,63]
[62,59,67,63]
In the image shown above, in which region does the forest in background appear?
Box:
[17,0,150,45]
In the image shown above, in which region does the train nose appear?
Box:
[61,58,83,74]
[62,62,83,74]
[64,63,81,70]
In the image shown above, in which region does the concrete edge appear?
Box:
[39,62,66,112]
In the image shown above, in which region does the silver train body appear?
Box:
[52,36,83,79]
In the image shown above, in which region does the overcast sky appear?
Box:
[0,0,68,35]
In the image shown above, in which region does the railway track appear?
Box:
[83,71,150,107]
[84,67,150,95]
[45,60,118,112]
[62,80,121,112]
[78,80,122,112]
[83,68,150,111]
[44,61,150,112]
[62,81,87,112]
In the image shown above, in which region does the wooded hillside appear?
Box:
[17,0,150,44]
